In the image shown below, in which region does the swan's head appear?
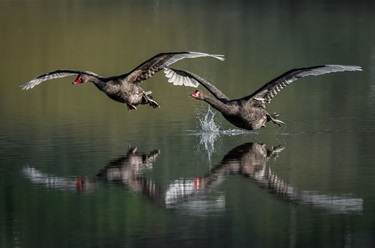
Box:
[191,90,204,100]
[73,74,90,85]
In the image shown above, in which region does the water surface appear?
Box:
[1,1,374,248]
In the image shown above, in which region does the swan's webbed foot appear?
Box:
[148,99,160,108]
[127,104,137,111]
[272,119,285,126]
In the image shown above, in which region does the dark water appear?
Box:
[1,1,374,248]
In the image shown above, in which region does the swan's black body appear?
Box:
[21,52,224,110]
[164,65,362,130]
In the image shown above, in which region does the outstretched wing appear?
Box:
[21,70,100,90]
[243,65,362,103]
[164,68,230,102]
[124,51,225,84]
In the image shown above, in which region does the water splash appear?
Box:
[198,106,220,164]
[196,106,255,136]
[199,106,220,133]
[191,107,254,164]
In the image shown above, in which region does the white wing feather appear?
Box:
[164,68,199,87]
[163,52,224,68]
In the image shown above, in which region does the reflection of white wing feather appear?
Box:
[22,166,77,190]
[164,68,199,87]
[258,168,363,213]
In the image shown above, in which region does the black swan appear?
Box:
[21,52,224,110]
[164,65,362,130]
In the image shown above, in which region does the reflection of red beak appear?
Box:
[194,178,200,189]
[191,90,199,98]
[75,178,83,191]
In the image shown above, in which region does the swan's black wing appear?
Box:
[164,68,230,102]
[124,51,224,85]
[21,70,101,90]
[241,65,362,103]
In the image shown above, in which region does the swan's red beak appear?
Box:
[191,90,199,98]
[73,76,81,85]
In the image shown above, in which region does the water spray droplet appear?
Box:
[199,106,220,133]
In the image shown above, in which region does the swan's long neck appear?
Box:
[203,95,233,115]
[88,76,106,90]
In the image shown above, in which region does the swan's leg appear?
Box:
[267,113,285,126]
[142,92,160,108]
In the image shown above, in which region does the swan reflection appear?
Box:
[22,143,362,214]
[200,142,363,213]
[22,147,160,193]
[96,147,164,205]
[96,147,159,183]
